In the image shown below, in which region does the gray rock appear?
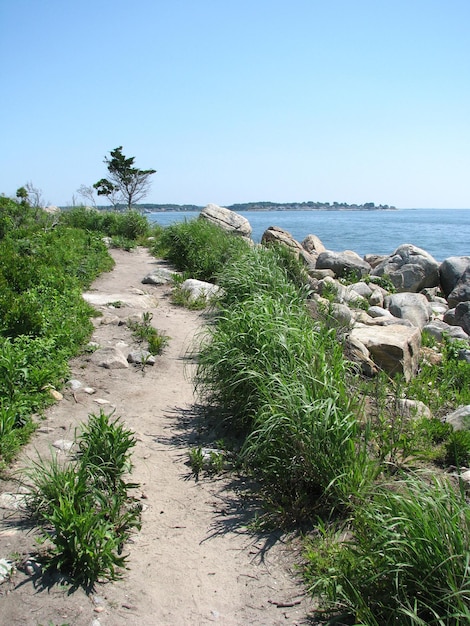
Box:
[454,301,470,335]
[301,233,326,255]
[350,324,421,381]
[448,267,470,308]
[142,267,177,285]
[199,204,252,238]
[458,349,470,363]
[443,405,470,431]
[439,256,470,297]
[368,306,394,319]
[385,292,432,328]
[372,244,440,292]
[53,439,75,452]
[316,250,371,278]
[180,279,221,302]
[347,281,373,300]
[91,347,129,369]
[396,399,432,420]
[364,253,387,268]
[423,319,469,343]
[127,350,156,365]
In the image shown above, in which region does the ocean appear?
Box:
[147,208,470,263]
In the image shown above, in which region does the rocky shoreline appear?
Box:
[196,203,470,428]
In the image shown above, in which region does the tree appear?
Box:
[93,146,156,210]
[76,184,97,208]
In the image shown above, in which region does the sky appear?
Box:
[1,0,469,209]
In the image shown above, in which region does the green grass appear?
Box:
[305,474,470,625]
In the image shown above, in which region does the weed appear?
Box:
[24,410,141,589]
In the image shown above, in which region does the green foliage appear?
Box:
[93,146,156,210]
[59,207,150,241]
[156,218,250,281]
[195,244,376,516]
[128,312,169,356]
[0,206,114,466]
[305,475,470,625]
[25,410,141,589]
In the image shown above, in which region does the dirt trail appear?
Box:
[0,247,314,626]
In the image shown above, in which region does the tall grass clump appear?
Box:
[59,206,150,242]
[154,218,250,281]
[305,473,470,625]
[195,244,376,515]
[25,410,141,589]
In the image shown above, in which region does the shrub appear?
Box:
[25,411,141,589]
[156,218,250,281]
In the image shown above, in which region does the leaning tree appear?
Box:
[94,146,156,210]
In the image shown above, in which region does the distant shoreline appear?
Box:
[94,202,398,213]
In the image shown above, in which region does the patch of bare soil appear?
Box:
[0,247,315,626]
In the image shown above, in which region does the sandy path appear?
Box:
[0,247,313,626]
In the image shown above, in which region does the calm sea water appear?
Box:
[148,209,470,262]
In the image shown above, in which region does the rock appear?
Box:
[384,292,432,329]
[458,349,470,363]
[301,233,326,255]
[372,244,440,292]
[142,267,177,285]
[364,253,387,268]
[454,301,470,335]
[100,314,120,325]
[0,492,28,511]
[180,279,221,302]
[308,268,335,280]
[344,335,378,376]
[67,379,83,390]
[439,256,470,297]
[261,226,317,267]
[346,281,373,300]
[368,306,394,319]
[423,319,469,343]
[0,559,14,584]
[127,350,156,365]
[199,204,252,238]
[396,399,432,419]
[369,286,386,307]
[448,267,470,308]
[315,250,371,279]
[443,405,470,431]
[350,324,421,381]
[91,347,129,369]
[53,439,74,452]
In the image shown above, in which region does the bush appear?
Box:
[155,218,250,281]
[25,411,141,589]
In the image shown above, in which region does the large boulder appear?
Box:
[454,301,470,335]
[261,226,317,267]
[301,234,326,256]
[384,292,432,329]
[315,250,371,278]
[440,256,470,298]
[371,244,439,292]
[423,319,469,343]
[350,324,421,381]
[447,266,470,308]
[199,204,252,238]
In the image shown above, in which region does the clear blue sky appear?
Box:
[1,0,469,208]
